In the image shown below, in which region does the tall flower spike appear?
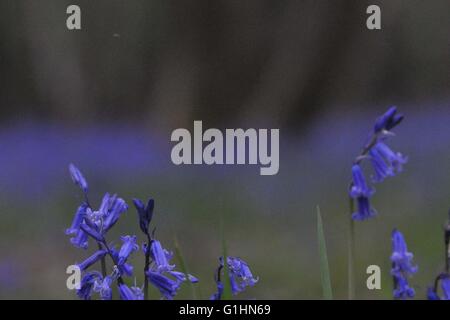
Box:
[69,164,88,194]
[349,164,376,221]
[391,229,417,299]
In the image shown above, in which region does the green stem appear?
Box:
[348,197,355,300]
[98,243,107,277]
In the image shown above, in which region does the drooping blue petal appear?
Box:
[351,196,377,221]
[369,147,394,183]
[110,247,134,276]
[80,223,105,243]
[94,275,113,300]
[77,250,107,271]
[117,235,138,265]
[76,271,101,300]
[146,270,181,300]
[66,203,88,235]
[391,229,418,276]
[441,276,450,300]
[118,283,140,300]
[69,164,89,194]
[393,275,415,299]
[210,281,223,300]
[427,287,440,300]
[70,229,89,249]
[168,271,199,283]
[390,229,417,300]
[349,164,374,198]
[372,142,408,174]
[103,197,128,233]
[150,240,175,272]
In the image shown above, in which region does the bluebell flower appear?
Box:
[227,257,258,294]
[118,283,142,300]
[427,287,440,300]
[70,229,89,249]
[69,164,89,194]
[169,271,199,283]
[391,229,418,276]
[94,275,113,300]
[65,203,88,235]
[391,229,417,299]
[211,256,258,299]
[150,240,175,272]
[393,275,415,299]
[349,164,376,221]
[131,286,144,300]
[110,247,134,277]
[102,196,128,233]
[77,250,107,271]
[374,106,403,133]
[441,276,450,300]
[76,271,102,300]
[117,235,138,265]
[369,147,394,183]
[80,223,105,243]
[146,270,182,300]
[133,198,154,234]
[371,142,407,176]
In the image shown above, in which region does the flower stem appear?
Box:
[98,243,107,277]
[144,233,152,300]
[348,197,355,300]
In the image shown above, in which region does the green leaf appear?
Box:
[317,206,333,300]
[174,236,198,300]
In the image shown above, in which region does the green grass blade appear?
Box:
[317,206,333,300]
[174,236,198,300]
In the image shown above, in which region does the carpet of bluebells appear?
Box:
[66,164,258,300]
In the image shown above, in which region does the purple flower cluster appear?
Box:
[350,107,407,221]
[66,164,257,300]
[210,257,258,300]
[390,229,418,299]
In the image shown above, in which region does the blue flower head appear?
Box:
[150,240,175,272]
[117,235,138,265]
[94,276,113,300]
[76,271,102,300]
[69,164,89,194]
[118,283,143,300]
[391,229,418,276]
[211,256,258,299]
[391,229,417,299]
[374,106,403,133]
[349,164,376,221]
[77,250,107,271]
[133,198,154,235]
[146,271,182,300]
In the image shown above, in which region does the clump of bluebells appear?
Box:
[66,164,257,300]
[350,106,407,220]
